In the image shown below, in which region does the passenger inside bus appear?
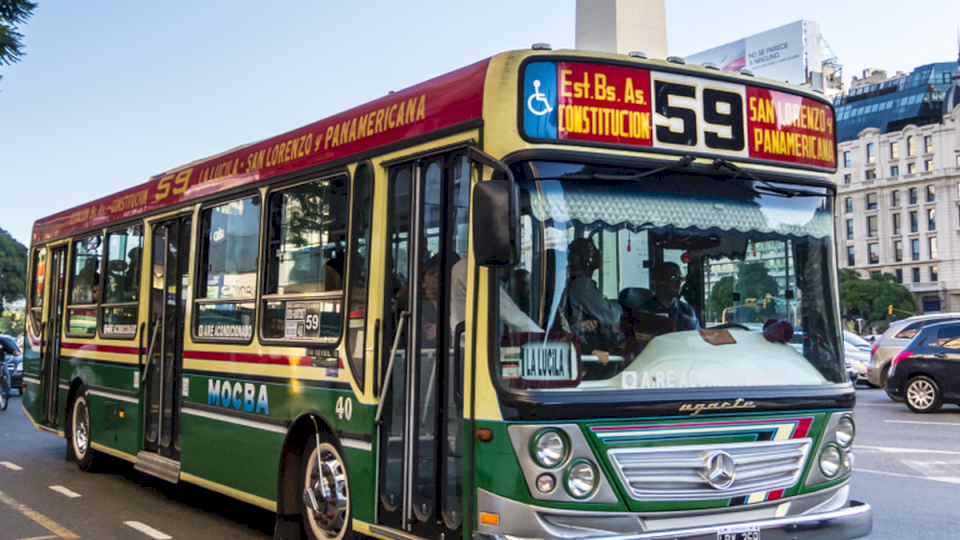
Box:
[643,262,700,331]
[566,238,622,377]
[449,257,541,337]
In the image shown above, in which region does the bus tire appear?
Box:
[69,388,97,472]
[300,433,352,540]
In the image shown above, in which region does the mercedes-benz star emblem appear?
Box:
[701,451,736,490]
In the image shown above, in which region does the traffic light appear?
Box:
[888,305,893,315]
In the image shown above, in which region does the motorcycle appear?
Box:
[0,351,10,411]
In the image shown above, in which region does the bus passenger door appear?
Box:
[141,216,191,465]
[377,152,470,539]
[40,246,67,427]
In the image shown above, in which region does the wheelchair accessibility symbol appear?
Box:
[527,80,553,116]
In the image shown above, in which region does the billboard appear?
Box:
[684,21,822,88]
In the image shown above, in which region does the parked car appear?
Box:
[866,313,960,395]
[886,321,960,413]
[0,335,22,394]
[843,331,870,383]
[790,330,857,383]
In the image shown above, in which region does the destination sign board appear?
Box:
[522,61,836,171]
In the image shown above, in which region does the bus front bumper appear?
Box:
[475,488,871,540]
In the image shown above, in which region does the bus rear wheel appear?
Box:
[69,389,97,471]
[300,433,352,540]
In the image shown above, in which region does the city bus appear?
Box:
[22,46,871,540]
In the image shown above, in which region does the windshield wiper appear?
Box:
[712,158,822,198]
[557,155,694,182]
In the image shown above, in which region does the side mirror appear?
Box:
[472,180,519,267]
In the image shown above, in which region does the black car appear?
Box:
[886,321,960,413]
[0,334,22,395]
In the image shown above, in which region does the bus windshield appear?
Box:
[495,160,844,393]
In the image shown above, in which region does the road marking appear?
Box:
[856,445,960,456]
[48,486,81,498]
[885,419,960,427]
[0,490,79,539]
[857,467,960,484]
[124,521,172,539]
[19,536,60,540]
[1,461,23,470]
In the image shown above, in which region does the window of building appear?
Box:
[926,185,935,202]
[909,187,918,204]
[931,265,939,282]
[844,151,851,167]
[890,142,899,159]
[843,173,852,184]
[894,240,903,262]
[911,238,921,260]
[67,235,102,336]
[865,169,876,180]
[956,154,960,167]
[845,197,853,213]
[925,159,934,172]
[866,143,875,164]
[896,268,903,283]
[261,176,350,344]
[910,210,918,232]
[924,135,933,153]
[195,195,261,342]
[890,165,899,177]
[847,246,855,266]
[100,226,143,339]
[893,212,901,234]
[891,190,900,207]
[908,162,917,174]
[866,192,878,210]
[868,243,879,264]
[930,236,938,259]
[928,208,936,231]
[846,218,854,240]
[907,136,916,156]
[913,267,921,282]
[867,215,878,237]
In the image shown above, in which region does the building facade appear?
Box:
[835,96,960,313]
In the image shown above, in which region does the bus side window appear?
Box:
[260,175,349,344]
[29,248,46,338]
[101,226,143,339]
[346,164,374,388]
[66,235,102,337]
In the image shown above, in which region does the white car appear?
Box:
[843,331,871,384]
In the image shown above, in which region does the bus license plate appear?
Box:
[718,528,760,540]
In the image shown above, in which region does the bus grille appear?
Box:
[608,438,811,501]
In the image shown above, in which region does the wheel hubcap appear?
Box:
[908,381,935,409]
[75,401,89,455]
[306,445,348,538]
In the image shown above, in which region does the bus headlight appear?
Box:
[819,445,842,478]
[835,416,855,448]
[531,429,567,468]
[564,459,598,498]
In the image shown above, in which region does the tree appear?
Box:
[0,227,27,312]
[707,262,780,316]
[0,307,24,337]
[839,269,915,323]
[0,0,37,82]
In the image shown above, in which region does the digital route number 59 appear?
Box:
[653,76,746,155]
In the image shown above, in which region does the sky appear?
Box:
[2,0,959,246]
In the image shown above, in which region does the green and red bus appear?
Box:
[23,46,871,540]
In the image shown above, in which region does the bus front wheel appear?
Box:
[300,433,352,540]
[69,388,97,472]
